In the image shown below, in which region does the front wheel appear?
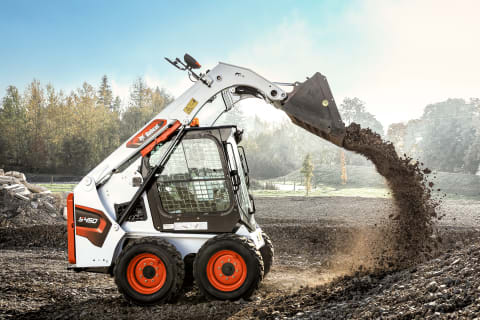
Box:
[113,238,184,305]
[193,234,263,300]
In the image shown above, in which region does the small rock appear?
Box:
[427,281,438,292]
[451,258,461,266]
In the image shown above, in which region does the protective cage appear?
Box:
[146,126,250,233]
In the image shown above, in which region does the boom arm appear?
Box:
[85,62,288,185]
[75,58,345,225]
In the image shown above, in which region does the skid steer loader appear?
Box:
[66,54,345,305]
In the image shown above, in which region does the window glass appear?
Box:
[155,137,230,214]
[149,141,173,168]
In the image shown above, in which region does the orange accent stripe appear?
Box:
[141,120,182,157]
[67,193,76,264]
[74,205,104,215]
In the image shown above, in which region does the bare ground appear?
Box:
[1,196,479,319]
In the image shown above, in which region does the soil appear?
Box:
[341,123,442,270]
[0,189,65,227]
[1,196,479,319]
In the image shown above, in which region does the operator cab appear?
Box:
[141,125,256,234]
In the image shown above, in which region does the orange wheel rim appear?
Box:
[206,250,247,292]
[127,253,167,294]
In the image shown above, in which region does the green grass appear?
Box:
[252,186,391,198]
[37,182,478,201]
[38,183,76,193]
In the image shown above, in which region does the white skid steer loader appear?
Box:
[66,54,346,305]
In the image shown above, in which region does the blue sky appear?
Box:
[1,0,348,89]
[1,0,479,127]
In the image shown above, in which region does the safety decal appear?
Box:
[183,98,198,115]
[173,222,208,230]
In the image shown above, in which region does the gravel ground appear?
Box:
[0,196,479,319]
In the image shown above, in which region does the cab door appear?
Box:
[146,130,241,233]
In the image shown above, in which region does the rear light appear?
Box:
[67,193,76,264]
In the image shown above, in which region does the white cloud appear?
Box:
[344,0,480,126]
[223,1,480,129]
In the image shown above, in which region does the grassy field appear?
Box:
[252,186,391,198]
[38,183,76,193]
[37,182,477,201]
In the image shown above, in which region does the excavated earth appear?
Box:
[1,196,480,319]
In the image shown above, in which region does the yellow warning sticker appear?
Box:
[183,98,198,114]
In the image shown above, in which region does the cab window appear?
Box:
[154,137,231,214]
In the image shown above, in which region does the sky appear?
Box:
[1,0,479,128]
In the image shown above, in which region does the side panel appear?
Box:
[73,179,126,268]
[75,206,112,247]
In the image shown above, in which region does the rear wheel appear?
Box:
[114,238,184,305]
[259,231,274,277]
[193,234,263,300]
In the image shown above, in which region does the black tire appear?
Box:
[113,237,184,305]
[193,233,263,301]
[260,231,274,277]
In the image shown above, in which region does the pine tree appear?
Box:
[300,153,314,196]
[130,77,148,109]
[113,96,122,112]
[97,75,113,109]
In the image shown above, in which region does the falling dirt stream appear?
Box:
[337,122,441,271]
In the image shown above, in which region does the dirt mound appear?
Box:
[0,188,65,227]
[234,238,480,319]
[340,123,440,270]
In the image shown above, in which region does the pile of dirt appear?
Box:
[234,239,480,319]
[0,169,52,199]
[0,188,65,227]
[0,168,66,228]
[339,123,441,270]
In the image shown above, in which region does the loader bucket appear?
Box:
[279,72,346,147]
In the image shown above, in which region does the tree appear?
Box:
[0,86,26,166]
[97,75,113,109]
[300,153,314,196]
[24,80,47,171]
[113,96,122,112]
[130,77,149,109]
[339,97,384,166]
[418,99,477,172]
[339,97,384,134]
[387,122,407,155]
[464,99,480,174]
[121,79,172,140]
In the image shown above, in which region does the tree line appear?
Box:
[0,76,173,174]
[237,97,480,179]
[1,77,478,178]
[387,98,480,174]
